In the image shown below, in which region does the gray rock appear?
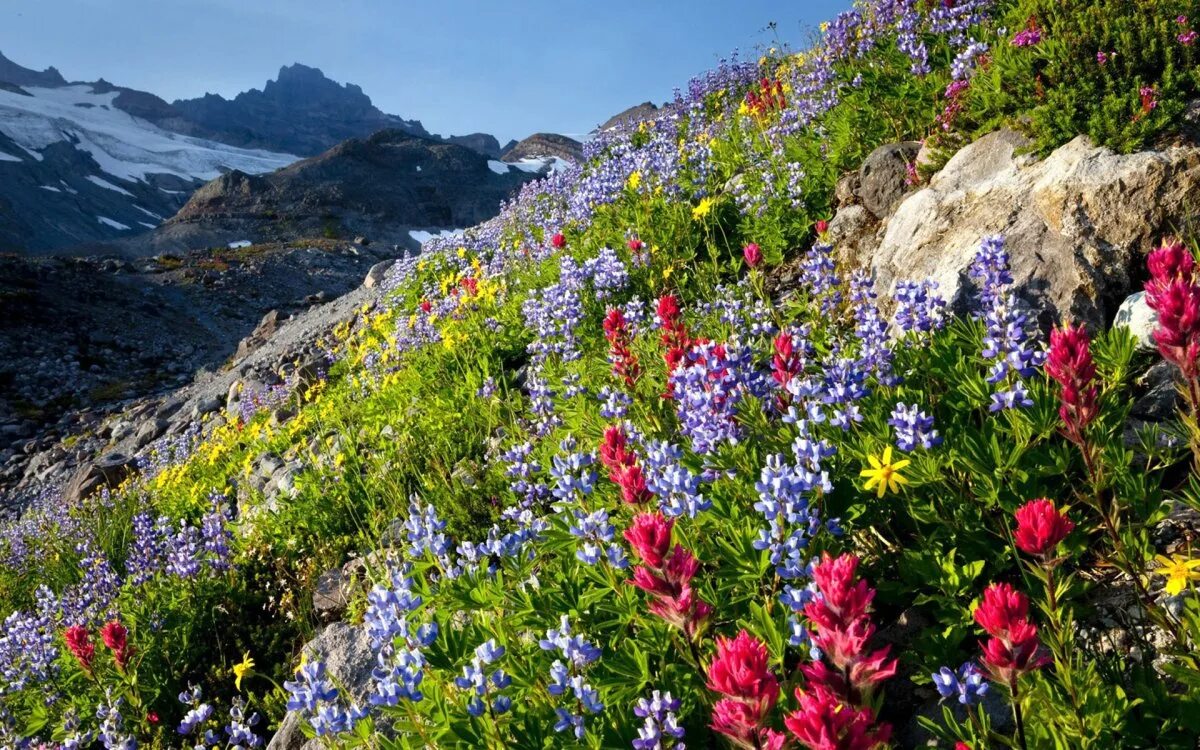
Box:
[61,451,137,504]
[857,141,920,218]
[1114,291,1157,349]
[312,567,351,620]
[1133,361,1182,422]
[834,170,861,207]
[362,259,395,289]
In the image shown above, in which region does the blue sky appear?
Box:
[2,0,850,144]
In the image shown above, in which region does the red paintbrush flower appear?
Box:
[1044,323,1098,446]
[743,243,762,268]
[785,683,891,750]
[100,620,135,671]
[64,625,94,673]
[624,513,673,568]
[550,231,566,249]
[1013,499,1074,557]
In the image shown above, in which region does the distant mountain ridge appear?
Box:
[171,63,430,157]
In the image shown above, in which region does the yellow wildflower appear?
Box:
[1154,554,1200,595]
[859,446,910,498]
[692,197,715,220]
[820,21,829,32]
[233,652,254,691]
[737,100,751,117]
[627,170,642,191]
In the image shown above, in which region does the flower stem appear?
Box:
[1010,683,1029,750]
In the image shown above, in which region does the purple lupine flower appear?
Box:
[455,639,512,717]
[632,690,685,749]
[224,696,263,747]
[476,377,497,399]
[969,236,1044,409]
[893,279,947,334]
[548,436,598,502]
[125,512,168,586]
[540,616,604,740]
[166,521,203,579]
[96,690,136,750]
[285,660,359,736]
[567,508,627,568]
[642,439,708,518]
[798,242,842,315]
[889,403,943,451]
[583,246,629,300]
[364,564,438,709]
[669,341,747,455]
[598,386,632,419]
[177,685,213,736]
[0,607,59,693]
[950,39,989,80]
[201,491,233,572]
[60,540,121,627]
[932,661,990,706]
[849,269,898,386]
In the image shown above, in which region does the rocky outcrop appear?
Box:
[172,63,429,157]
[501,132,583,163]
[127,131,536,254]
[833,130,1200,328]
[443,132,503,158]
[596,101,659,132]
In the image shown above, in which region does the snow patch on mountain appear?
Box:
[0,150,21,162]
[85,175,134,197]
[0,85,298,182]
[97,216,131,231]
[409,228,465,246]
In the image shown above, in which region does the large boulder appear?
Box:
[839,130,1200,328]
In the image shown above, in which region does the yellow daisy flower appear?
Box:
[627,170,642,190]
[692,197,715,220]
[860,446,911,498]
[233,652,255,691]
[1154,554,1200,596]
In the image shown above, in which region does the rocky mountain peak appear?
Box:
[261,63,371,109]
[171,63,429,156]
[0,50,67,88]
[501,132,583,163]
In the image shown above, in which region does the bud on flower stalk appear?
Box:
[743,243,762,268]
[1044,323,1098,450]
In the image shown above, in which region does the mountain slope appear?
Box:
[0,81,298,253]
[127,130,543,254]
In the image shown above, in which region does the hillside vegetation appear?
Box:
[1,0,1199,748]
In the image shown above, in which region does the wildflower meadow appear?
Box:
[1,0,1199,748]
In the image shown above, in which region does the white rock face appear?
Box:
[840,129,1200,327]
[1113,291,1158,349]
